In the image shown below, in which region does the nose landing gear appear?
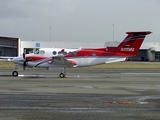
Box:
[12,65,18,77]
[12,71,18,77]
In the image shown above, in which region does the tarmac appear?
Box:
[0,67,160,120]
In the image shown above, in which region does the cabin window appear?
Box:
[73,51,77,56]
[58,51,68,56]
[68,52,72,56]
[63,51,67,55]
[58,51,61,54]
[39,50,45,54]
[52,51,57,55]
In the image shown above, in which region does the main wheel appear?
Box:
[59,73,65,78]
[12,71,18,77]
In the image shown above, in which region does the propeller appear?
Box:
[23,52,26,70]
[23,52,25,59]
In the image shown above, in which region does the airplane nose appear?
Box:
[11,56,24,63]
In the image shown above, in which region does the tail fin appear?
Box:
[116,31,152,56]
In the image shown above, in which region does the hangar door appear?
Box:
[0,37,18,57]
[155,52,160,62]
[128,49,148,61]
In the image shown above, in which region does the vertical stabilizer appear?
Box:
[116,31,152,56]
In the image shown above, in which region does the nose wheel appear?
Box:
[12,71,18,77]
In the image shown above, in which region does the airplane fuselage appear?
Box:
[25,48,127,68]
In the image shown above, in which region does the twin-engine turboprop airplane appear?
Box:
[11,31,152,78]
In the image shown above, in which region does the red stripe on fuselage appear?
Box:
[26,56,48,62]
[64,49,128,59]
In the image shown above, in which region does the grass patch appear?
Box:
[86,62,160,69]
[0,61,160,69]
[0,61,14,68]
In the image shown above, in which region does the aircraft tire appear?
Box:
[12,71,18,77]
[59,73,65,78]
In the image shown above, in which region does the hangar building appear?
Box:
[0,36,160,62]
[0,36,19,57]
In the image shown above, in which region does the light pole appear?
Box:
[113,24,115,42]
[50,26,52,41]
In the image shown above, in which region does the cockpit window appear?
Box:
[58,51,61,55]
[34,49,39,54]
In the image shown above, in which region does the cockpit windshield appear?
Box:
[34,49,39,54]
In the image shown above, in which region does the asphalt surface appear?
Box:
[0,68,160,120]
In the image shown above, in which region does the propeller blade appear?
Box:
[23,61,26,70]
[23,53,25,59]
[23,52,27,70]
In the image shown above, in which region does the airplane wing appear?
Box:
[0,56,15,61]
[35,56,77,68]
[51,56,74,67]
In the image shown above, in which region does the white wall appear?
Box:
[21,41,105,48]
[19,41,105,55]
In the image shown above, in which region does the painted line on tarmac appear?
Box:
[18,74,106,78]
[122,73,160,75]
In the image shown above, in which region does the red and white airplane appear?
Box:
[11,31,151,78]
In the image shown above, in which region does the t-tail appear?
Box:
[115,31,152,56]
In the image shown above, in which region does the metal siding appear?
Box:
[0,36,19,57]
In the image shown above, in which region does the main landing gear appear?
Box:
[12,65,19,77]
[12,65,18,77]
[59,68,66,78]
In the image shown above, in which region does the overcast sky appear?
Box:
[0,0,159,43]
